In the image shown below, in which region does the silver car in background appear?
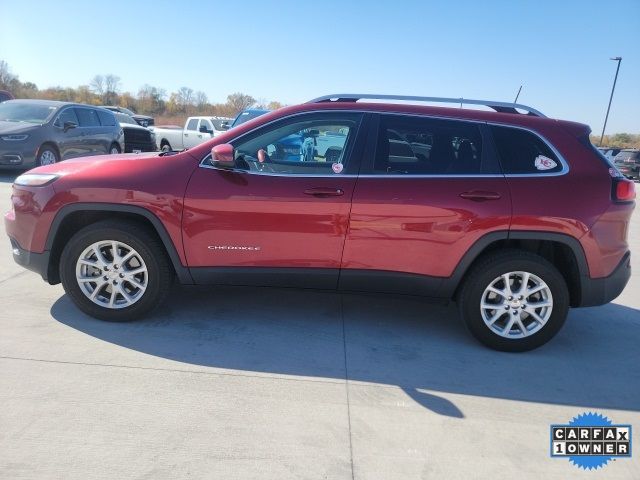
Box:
[0,99,124,168]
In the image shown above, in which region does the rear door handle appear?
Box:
[459,190,502,201]
[304,187,344,197]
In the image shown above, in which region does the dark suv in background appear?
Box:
[103,106,154,127]
[113,113,157,153]
[0,100,124,168]
[614,149,640,180]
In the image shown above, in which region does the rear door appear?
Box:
[341,113,511,295]
[182,111,367,288]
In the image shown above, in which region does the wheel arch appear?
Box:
[443,231,589,307]
[37,142,60,161]
[45,204,193,285]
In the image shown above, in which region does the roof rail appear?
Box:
[307,94,546,117]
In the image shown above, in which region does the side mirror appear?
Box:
[211,143,235,168]
[63,121,77,132]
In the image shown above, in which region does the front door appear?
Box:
[182,111,367,288]
[341,113,512,295]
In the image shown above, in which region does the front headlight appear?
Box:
[1,134,30,141]
[14,173,59,187]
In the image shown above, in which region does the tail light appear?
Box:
[613,178,636,203]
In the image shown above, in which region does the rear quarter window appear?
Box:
[490,125,563,174]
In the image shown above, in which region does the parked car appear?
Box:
[103,106,154,127]
[229,108,270,128]
[0,99,124,168]
[0,90,14,103]
[598,147,622,161]
[113,113,156,153]
[150,116,232,152]
[5,93,635,352]
[613,149,640,180]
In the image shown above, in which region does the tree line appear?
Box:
[0,60,283,122]
[1,60,638,147]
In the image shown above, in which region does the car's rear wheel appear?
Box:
[60,221,173,322]
[37,145,59,166]
[458,250,569,352]
[109,143,121,154]
[160,141,171,153]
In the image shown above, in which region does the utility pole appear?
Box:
[599,57,622,146]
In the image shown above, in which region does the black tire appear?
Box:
[109,143,121,154]
[160,141,171,153]
[457,249,569,352]
[36,145,59,166]
[59,220,173,322]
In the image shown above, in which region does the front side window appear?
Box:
[199,119,212,131]
[490,125,562,174]
[97,110,116,126]
[186,119,199,131]
[54,108,79,127]
[228,113,362,175]
[75,108,100,127]
[370,115,485,175]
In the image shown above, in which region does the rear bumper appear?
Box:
[578,251,631,307]
[8,237,53,283]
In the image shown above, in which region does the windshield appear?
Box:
[231,110,269,128]
[115,112,137,125]
[0,102,57,123]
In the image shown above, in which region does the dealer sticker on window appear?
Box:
[550,412,632,470]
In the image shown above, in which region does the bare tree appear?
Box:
[194,91,208,111]
[103,74,121,104]
[89,75,105,96]
[177,87,194,110]
[267,101,284,110]
[226,92,256,114]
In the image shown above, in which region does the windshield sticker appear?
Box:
[535,155,557,171]
[332,163,344,174]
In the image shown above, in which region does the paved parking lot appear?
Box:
[0,172,638,479]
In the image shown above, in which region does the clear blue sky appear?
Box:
[1,0,638,132]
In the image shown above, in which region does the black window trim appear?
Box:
[198,109,569,178]
[486,122,570,177]
[360,112,504,178]
[199,111,369,178]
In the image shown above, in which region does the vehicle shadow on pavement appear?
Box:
[0,171,21,183]
[50,285,640,417]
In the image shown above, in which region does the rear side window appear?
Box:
[370,115,488,175]
[55,108,79,127]
[97,109,116,126]
[75,108,100,127]
[490,126,562,174]
[186,119,199,131]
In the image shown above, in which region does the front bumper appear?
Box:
[124,141,157,153]
[8,237,53,283]
[578,251,631,307]
[0,147,37,168]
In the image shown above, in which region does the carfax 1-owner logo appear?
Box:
[551,412,632,470]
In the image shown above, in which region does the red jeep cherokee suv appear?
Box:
[5,94,635,351]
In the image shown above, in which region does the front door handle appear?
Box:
[304,187,344,197]
[459,190,502,201]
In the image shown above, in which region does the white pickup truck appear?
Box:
[150,116,232,152]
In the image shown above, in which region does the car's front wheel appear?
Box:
[59,221,173,321]
[458,250,569,352]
